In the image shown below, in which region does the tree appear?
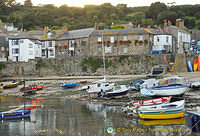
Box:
[126,12,145,26]
[111,25,125,29]
[184,16,197,29]
[157,11,178,25]
[24,0,32,7]
[148,2,167,20]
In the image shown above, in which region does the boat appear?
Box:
[121,96,172,113]
[194,60,198,72]
[87,82,115,94]
[80,80,87,84]
[101,85,129,98]
[138,100,185,120]
[185,107,200,132]
[36,83,44,90]
[139,117,186,125]
[187,60,193,72]
[0,86,2,92]
[140,83,188,97]
[0,109,31,119]
[190,81,200,89]
[129,78,145,91]
[198,55,200,72]
[1,82,18,89]
[61,82,77,89]
[20,83,44,95]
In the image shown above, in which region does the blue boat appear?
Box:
[0,109,31,119]
[61,82,77,89]
[185,108,200,132]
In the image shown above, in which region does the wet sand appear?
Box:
[0,72,200,110]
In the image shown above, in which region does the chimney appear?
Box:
[62,24,68,32]
[94,22,98,30]
[164,20,167,31]
[137,24,140,28]
[44,26,48,35]
[176,19,184,28]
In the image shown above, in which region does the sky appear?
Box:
[15,0,200,7]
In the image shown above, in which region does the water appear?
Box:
[0,96,194,136]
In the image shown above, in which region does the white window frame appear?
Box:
[98,37,102,42]
[123,36,128,41]
[110,36,114,43]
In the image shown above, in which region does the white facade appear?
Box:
[177,31,191,49]
[153,35,172,53]
[9,39,42,62]
[41,41,55,58]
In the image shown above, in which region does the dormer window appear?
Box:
[47,32,52,38]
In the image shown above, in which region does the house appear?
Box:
[150,28,174,53]
[89,28,153,56]
[0,33,9,61]
[8,32,42,62]
[165,19,191,53]
[56,28,95,57]
[40,27,65,58]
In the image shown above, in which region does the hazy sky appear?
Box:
[16,0,200,7]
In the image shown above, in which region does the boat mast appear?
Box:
[102,34,106,81]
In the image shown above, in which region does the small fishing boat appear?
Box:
[80,80,87,84]
[138,100,185,120]
[36,83,44,90]
[1,82,18,89]
[190,81,200,89]
[129,78,145,91]
[61,82,77,89]
[0,109,31,119]
[101,85,129,98]
[0,86,2,92]
[87,82,115,94]
[140,83,188,97]
[121,96,172,113]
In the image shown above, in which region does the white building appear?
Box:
[8,34,42,62]
[41,40,55,58]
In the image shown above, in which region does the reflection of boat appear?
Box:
[0,116,31,123]
[122,96,172,113]
[61,82,77,89]
[101,85,129,98]
[1,82,18,89]
[139,117,186,125]
[138,100,185,120]
[0,109,31,119]
[141,84,188,97]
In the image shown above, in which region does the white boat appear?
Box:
[140,83,188,97]
[140,78,160,88]
[190,81,200,89]
[87,82,115,93]
[101,85,129,98]
[138,100,185,120]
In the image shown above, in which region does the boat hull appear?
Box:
[3,83,18,89]
[61,83,77,88]
[141,84,187,97]
[139,111,184,120]
[102,89,129,98]
[0,109,31,119]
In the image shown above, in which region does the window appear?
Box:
[98,37,102,42]
[12,49,19,54]
[50,50,54,56]
[123,36,128,41]
[49,41,52,47]
[29,50,33,55]
[82,41,86,46]
[42,42,45,48]
[5,37,8,41]
[20,40,24,43]
[13,40,19,45]
[1,47,4,51]
[157,37,160,42]
[29,43,33,48]
[139,35,143,41]
[42,50,45,56]
[166,36,169,43]
[77,40,80,47]
[110,36,114,43]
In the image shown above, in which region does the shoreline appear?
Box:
[0,72,200,110]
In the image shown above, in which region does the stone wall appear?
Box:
[0,54,180,77]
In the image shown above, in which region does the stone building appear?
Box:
[89,28,153,56]
[0,33,9,61]
[56,28,95,57]
[165,19,191,53]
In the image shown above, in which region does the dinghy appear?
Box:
[61,82,77,89]
[101,85,129,98]
[138,100,185,120]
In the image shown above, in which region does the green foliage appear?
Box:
[51,26,61,30]
[111,25,125,29]
[0,63,6,70]
[148,2,167,20]
[157,11,178,25]
[35,59,47,70]
[81,57,103,72]
[126,12,145,25]
[184,16,197,29]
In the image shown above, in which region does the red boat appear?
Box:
[20,83,44,95]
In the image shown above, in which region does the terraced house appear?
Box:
[89,28,153,56]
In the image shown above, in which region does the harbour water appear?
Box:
[0,96,193,136]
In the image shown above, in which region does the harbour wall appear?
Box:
[0,54,193,77]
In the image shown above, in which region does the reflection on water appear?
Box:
[0,96,194,136]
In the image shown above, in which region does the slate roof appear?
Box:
[149,28,171,35]
[8,31,44,40]
[90,28,152,36]
[167,25,190,34]
[57,28,95,40]
[40,30,64,41]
